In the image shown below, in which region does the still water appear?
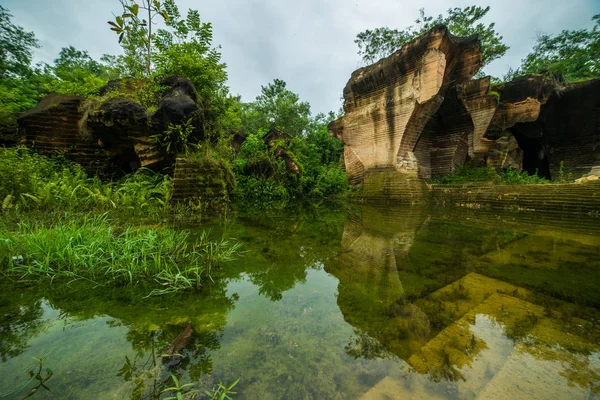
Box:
[1,205,599,399]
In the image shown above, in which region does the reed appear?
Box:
[0,215,241,295]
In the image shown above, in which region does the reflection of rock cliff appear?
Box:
[325,206,432,360]
[331,26,600,198]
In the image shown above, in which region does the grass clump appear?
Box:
[0,215,241,296]
[428,164,550,185]
[0,147,171,215]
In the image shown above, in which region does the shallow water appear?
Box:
[1,205,600,399]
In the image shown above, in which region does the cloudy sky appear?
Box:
[4,0,599,114]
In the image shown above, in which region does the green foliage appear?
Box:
[206,379,239,400]
[0,147,171,215]
[355,6,509,72]
[109,0,171,75]
[519,15,600,81]
[42,46,116,97]
[234,103,348,203]
[428,163,551,185]
[0,215,241,295]
[0,6,39,79]
[162,375,199,400]
[152,118,195,156]
[241,79,311,137]
[160,376,239,400]
[0,6,45,129]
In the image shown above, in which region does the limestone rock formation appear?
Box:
[18,93,107,171]
[332,25,600,195]
[329,26,482,190]
[17,75,204,176]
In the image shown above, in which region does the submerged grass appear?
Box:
[0,215,242,296]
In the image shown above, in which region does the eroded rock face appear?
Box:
[329,26,482,187]
[456,77,498,162]
[17,75,204,176]
[487,77,600,179]
[541,79,600,179]
[332,26,599,191]
[17,93,108,172]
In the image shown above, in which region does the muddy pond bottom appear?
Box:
[1,205,599,399]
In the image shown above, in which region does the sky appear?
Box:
[3,0,599,114]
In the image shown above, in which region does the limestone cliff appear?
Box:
[329,26,482,188]
[332,26,600,195]
[17,75,203,177]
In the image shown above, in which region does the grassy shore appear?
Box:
[0,215,241,296]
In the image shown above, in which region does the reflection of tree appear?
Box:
[0,295,48,363]
[345,329,390,360]
[231,207,346,302]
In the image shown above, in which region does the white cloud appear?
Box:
[4,0,599,114]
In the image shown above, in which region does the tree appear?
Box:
[43,47,112,96]
[242,79,312,137]
[0,6,43,129]
[0,5,39,79]
[519,15,600,81]
[355,6,509,72]
[108,0,171,75]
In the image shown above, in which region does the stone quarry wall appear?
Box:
[430,181,600,215]
[16,75,203,177]
[331,26,600,201]
[329,26,482,194]
[170,156,233,210]
[17,94,108,173]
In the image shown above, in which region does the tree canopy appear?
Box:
[355,6,509,72]
[518,14,600,81]
[241,79,312,137]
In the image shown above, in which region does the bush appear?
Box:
[0,147,171,215]
[428,163,551,185]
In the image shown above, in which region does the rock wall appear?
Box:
[16,75,202,177]
[171,156,234,211]
[332,26,600,199]
[17,94,108,173]
[329,26,482,189]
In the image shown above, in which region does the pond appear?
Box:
[1,205,599,399]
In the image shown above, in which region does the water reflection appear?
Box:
[0,206,599,399]
[326,205,600,399]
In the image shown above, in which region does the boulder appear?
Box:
[152,75,202,136]
[86,97,157,171]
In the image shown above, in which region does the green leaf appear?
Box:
[119,32,125,43]
[132,3,139,16]
[116,16,124,27]
[108,21,119,28]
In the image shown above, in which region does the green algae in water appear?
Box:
[1,205,599,399]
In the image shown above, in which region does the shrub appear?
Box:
[0,147,171,215]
